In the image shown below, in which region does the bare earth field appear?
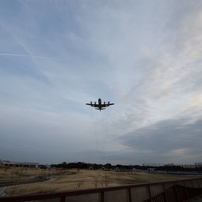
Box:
[2,168,196,196]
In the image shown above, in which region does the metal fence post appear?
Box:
[197,179,201,188]
[60,196,65,202]
[100,191,104,202]
[173,184,180,202]
[162,184,168,202]
[148,185,151,202]
[128,188,132,202]
[191,180,196,196]
[183,181,189,199]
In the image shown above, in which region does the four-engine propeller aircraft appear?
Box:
[86,98,114,111]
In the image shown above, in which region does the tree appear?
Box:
[19,167,25,177]
[4,166,10,175]
[10,170,16,178]
[105,163,112,169]
[92,176,100,188]
[100,174,113,187]
[74,180,85,190]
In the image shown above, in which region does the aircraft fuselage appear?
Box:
[86,98,114,111]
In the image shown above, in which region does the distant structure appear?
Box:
[115,167,119,172]
[195,163,202,167]
[147,168,155,172]
[89,166,94,170]
[0,159,39,168]
[164,163,174,166]
[142,163,163,167]
[115,167,126,172]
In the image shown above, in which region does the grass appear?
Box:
[5,169,197,196]
[0,166,58,179]
[112,172,191,184]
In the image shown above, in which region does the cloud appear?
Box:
[0,52,66,61]
[0,0,202,164]
[119,118,202,164]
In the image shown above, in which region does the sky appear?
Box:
[0,0,202,165]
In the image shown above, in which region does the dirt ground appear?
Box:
[5,169,194,196]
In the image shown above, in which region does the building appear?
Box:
[0,160,39,168]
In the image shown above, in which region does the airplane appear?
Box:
[86,98,114,111]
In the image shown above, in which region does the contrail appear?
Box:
[0,53,66,61]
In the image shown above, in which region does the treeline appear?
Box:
[50,162,202,173]
[50,162,145,170]
[50,162,113,169]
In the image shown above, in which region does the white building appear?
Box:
[0,160,39,168]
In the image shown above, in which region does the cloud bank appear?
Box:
[0,0,202,164]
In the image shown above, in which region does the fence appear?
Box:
[1,177,202,202]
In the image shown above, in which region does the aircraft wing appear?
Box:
[86,103,99,107]
[104,103,114,107]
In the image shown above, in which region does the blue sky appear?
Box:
[0,0,202,165]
